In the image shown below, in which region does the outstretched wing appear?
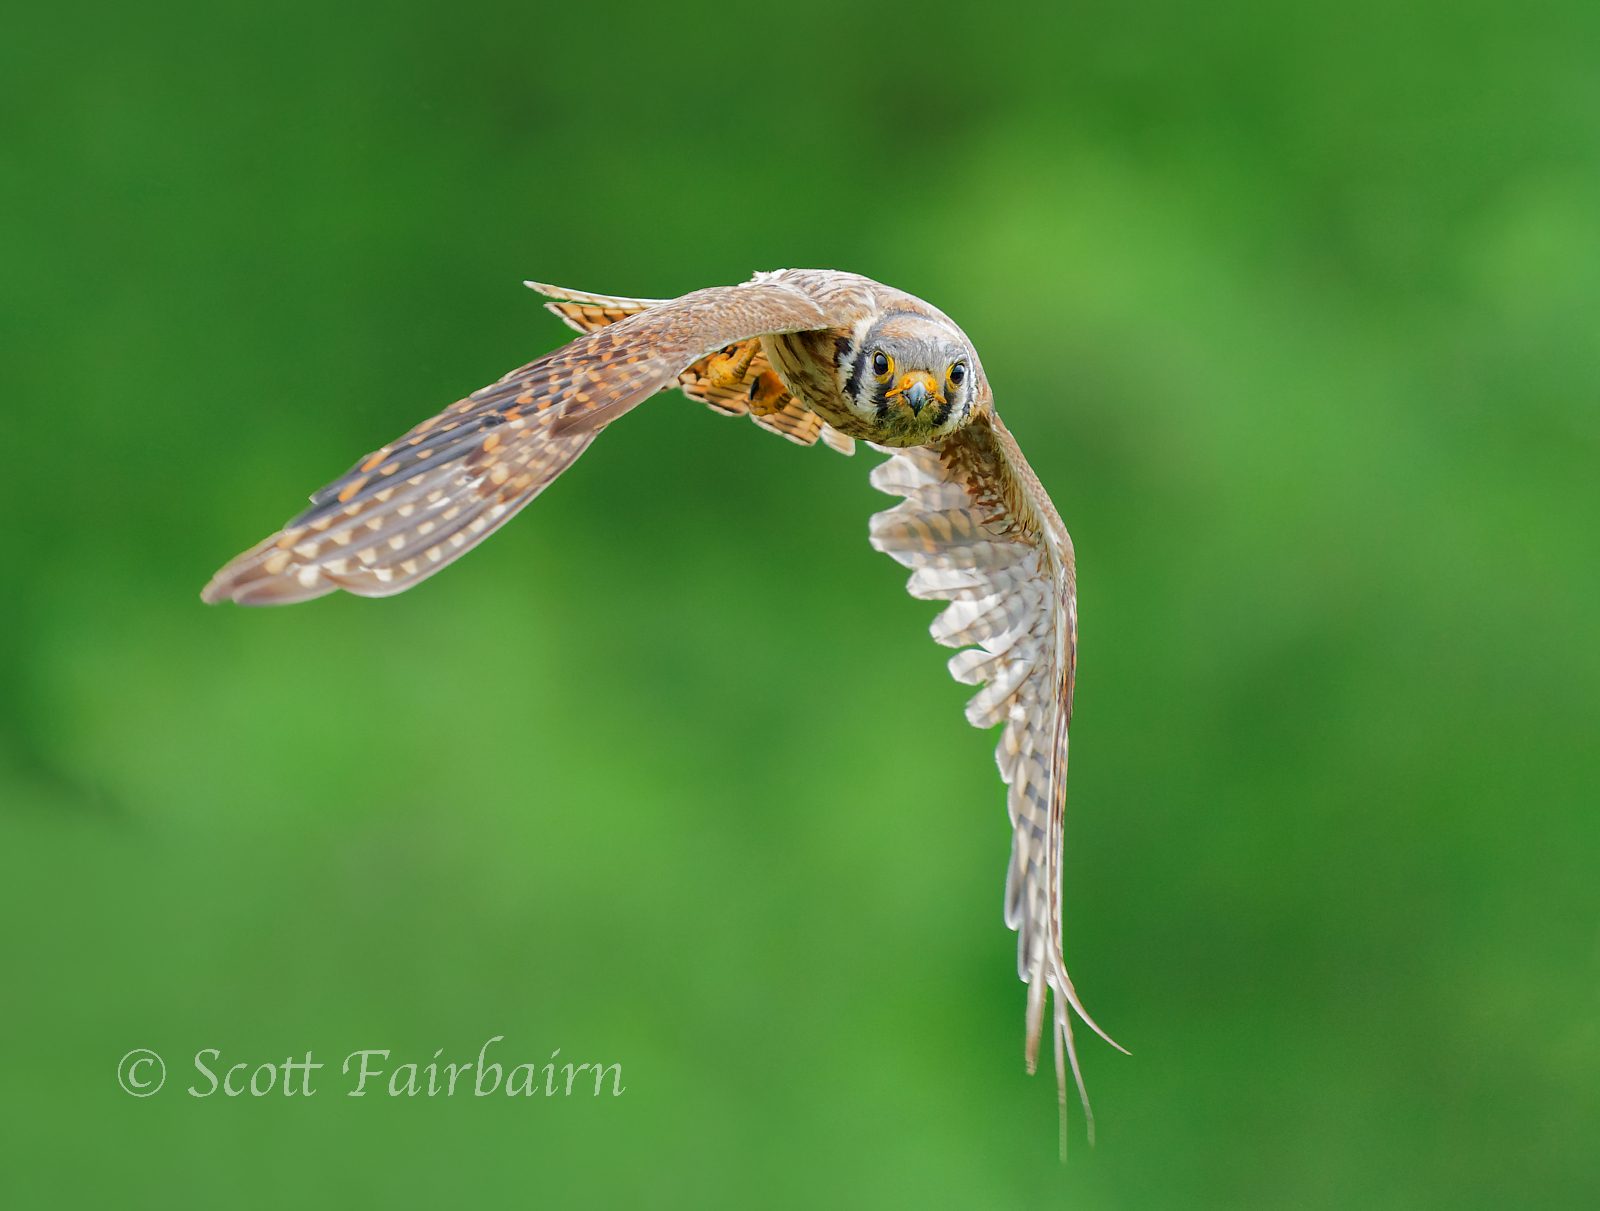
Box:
[867,409,1126,1148]
[203,280,833,605]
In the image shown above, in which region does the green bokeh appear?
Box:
[3,1,1596,1205]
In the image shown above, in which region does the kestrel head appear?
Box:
[839,312,978,446]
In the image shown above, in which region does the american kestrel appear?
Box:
[203,269,1125,1145]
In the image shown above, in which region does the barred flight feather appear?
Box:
[204,280,833,605]
[867,417,1125,1154]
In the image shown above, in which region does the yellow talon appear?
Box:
[747,370,788,416]
[702,341,758,388]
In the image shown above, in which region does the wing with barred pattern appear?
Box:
[202,280,834,605]
[867,410,1125,1149]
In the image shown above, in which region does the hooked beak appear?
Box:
[887,372,941,416]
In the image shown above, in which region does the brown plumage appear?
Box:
[202,269,1123,1150]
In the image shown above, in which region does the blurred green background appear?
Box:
[3,0,1596,1205]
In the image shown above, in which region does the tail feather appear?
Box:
[524,280,856,457]
[524,281,665,335]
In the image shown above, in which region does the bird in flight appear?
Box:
[203,269,1125,1146]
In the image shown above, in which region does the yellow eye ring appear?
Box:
[947,360,967,389]
[871,349,893,381]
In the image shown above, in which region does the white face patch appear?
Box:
[838,313,881,419]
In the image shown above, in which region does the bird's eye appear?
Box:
[871,350,892,380]
[948,360,967,388]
